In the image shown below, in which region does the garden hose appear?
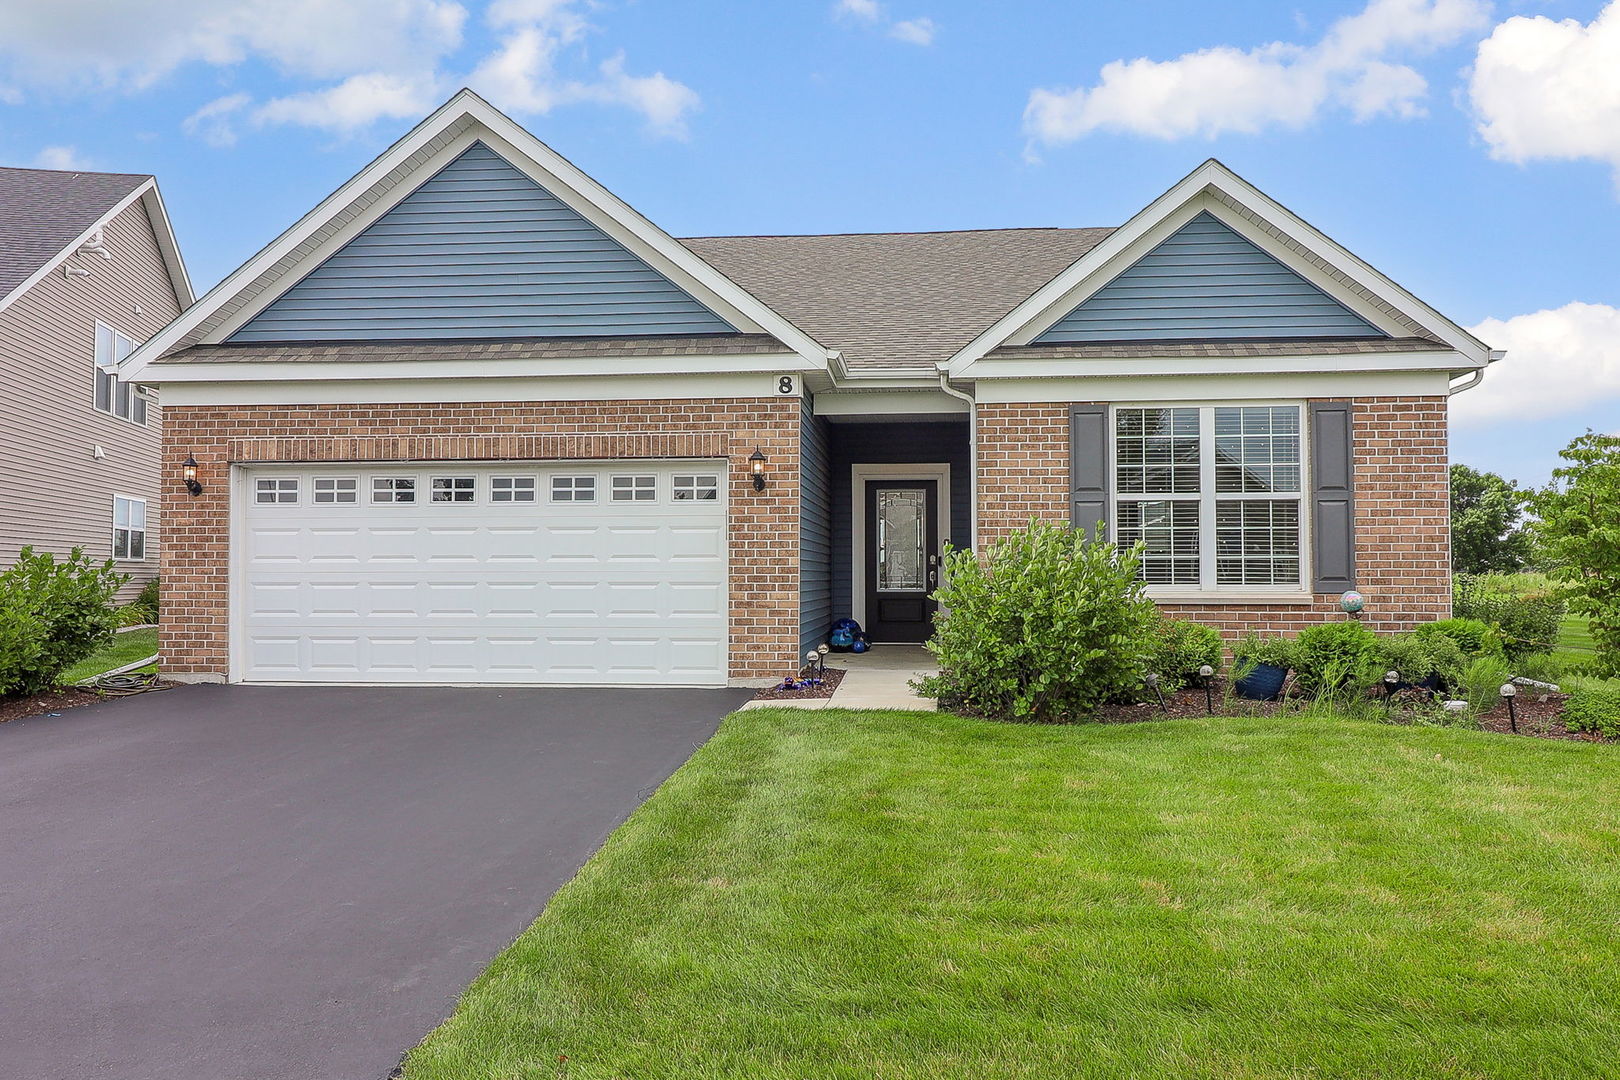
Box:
[86,672,171,696]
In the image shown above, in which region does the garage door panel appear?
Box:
[238,461,728,685]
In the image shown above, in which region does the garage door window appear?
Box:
[673,474,719,501]
[431,476,476,503]
[491,476,537,502]
[372,477,416,504]
[255,478,298,504]
[611,474,657,502]
[551,475,595,502]
[314,477,358,504]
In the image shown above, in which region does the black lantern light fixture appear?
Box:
[749,448,767,492]
[182,454,203,497]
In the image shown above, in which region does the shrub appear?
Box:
[1414,617,1503,658]
[1144,617,1224,691]
[1293,620,1381,695]
[1534,431,1620,675]
[918,521,1160,721]
[1563,681,1620,738]
[118,577,160,627]
[1453,573,1566,660]
[0,547,128,697]
[1377,632,1467,693]
[1231,633,1295,672]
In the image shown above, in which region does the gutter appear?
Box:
[1448,349,1505,396]
[936,370,978,549]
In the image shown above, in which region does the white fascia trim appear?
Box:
[140,351,815,384]
[971,369,1453,403]
[120,88,830,380]
[944,159,1491,376]
[813,389,969,416]
[141,183,194,306]
[0,179,179,316]
[960,348,1476,381]
[153,371,807,406]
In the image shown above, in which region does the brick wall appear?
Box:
[974,396,1451,635]
[160,398,801,681]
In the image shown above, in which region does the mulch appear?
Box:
[0,687,106,725]
[752,666,846,701]
[1473,691,1611,742]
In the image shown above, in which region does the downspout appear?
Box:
[1449,350,1505,395]
[937,370,977,550]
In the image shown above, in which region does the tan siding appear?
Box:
[0,199,183,599]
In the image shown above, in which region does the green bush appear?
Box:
[1231,633,1295,672]
[118,577,160,627]
[918,521,1160,721]
[1453,573,1566,660]
[1563,681,1620,738]
[1293,620,1381,695]
[1144,617,1223,691]
[1377,632,1467,693]
[1414,617,1502,658]
[0,547,128,697]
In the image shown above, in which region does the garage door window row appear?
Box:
[252,471,721,508]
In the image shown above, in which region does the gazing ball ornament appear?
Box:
[1339,590,1365,615]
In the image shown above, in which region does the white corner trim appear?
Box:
[120,88,830,381]
[943,159,1492,376]
[849,462,950,631]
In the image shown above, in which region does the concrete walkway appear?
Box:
[743,645,939,711]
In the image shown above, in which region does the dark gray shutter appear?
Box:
[1309,400,1356,593]
[1069,404,1109,539]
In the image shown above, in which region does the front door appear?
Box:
[863,479,939,643]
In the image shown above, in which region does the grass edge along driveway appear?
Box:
[404,707,1620,1080]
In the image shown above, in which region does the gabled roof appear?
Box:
[124,89,829,380]
[0,165,192,312]
[683,227,1113,373]
[945,159,1492,377]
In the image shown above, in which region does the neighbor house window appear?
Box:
[93,323,146,425]
[491,476,536,502]
[1112,404,1304,590]
[431,476,476,503]
[112,496,146,560]
[611,474,656,502]
[672,474,719,501]
[550,475,595,502]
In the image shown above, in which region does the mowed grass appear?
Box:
[404,709,1620,1080]
[57,627,158,685]
[1557,613,1599,666]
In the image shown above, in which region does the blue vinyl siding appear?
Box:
[799,402,833,655]
[1036,211,1382,343]
[231,142,737,342]
[828,421,971,627]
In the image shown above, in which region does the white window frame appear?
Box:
[111,495,147,561]
[93,321,148,426]
[611,474,658,502]
[1111,401,1311,599]
[313,477,358,504]
[491,475,537,503]
[431,475,477,503]
[371,476,417,504]
[550,475,597,503]
[672,474,720,501]
[254,477,300,505]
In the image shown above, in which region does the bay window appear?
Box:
[1113,404,1305,592]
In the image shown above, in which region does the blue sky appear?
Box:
[2,0,1617,487]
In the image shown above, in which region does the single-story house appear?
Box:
[121,89,1495,687]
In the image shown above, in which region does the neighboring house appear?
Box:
[122,90,1495,687]
[0,165,192,600]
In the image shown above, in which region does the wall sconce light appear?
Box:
[183,454,203,497]
[749,448,767,492]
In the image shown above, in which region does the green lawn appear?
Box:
[59,627,159,685]
[1556,613,1599,666]
[404,708,1620,1080]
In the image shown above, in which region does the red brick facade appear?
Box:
[975,397,1451,635]
[160,398,802,681]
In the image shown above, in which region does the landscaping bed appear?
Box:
[752,666,844,701]
[0,687,105,725]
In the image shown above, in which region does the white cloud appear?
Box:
[1454,302,1620,425]
[890,17,936,46]
[1025,0,1488,146]
[1468,3,1620,188]
[181,92,251,147]
[255,73,443,134]
[0,0,467,91]
[33,145,92,170]
[834,0,935,46]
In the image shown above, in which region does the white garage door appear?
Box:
[236,461,727,685]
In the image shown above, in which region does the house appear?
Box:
[121,90,1494,687]
[0,165,192,599]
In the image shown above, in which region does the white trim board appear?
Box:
[849,462,951,634]
[970,370,1453,404]
[154,371,807,406]
[120,88,830,381]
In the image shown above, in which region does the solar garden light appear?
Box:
[1500,682,1519,734]
[806,649,823,684]
[1145,672,1168,713]
[1199,664,1215,714]
[1383,670,1401,700]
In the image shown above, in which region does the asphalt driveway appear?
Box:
[0,683,746,1080]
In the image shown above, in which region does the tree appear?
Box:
[1450,464,1533,574]
[1531,432,1620,676]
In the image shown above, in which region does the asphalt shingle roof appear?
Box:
[0,165,151,304]
[682,227,1116,371]
[159,335,790,364]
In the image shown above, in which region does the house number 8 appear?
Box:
[776,375,797,395]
